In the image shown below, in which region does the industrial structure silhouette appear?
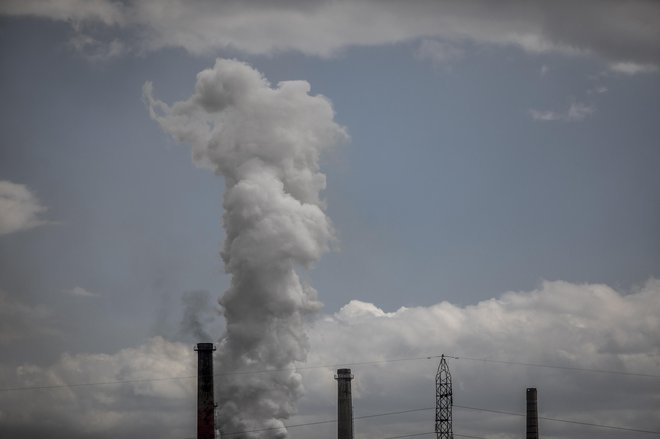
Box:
[195,347,541,439]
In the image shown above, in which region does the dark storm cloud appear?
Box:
[2,0,660,68]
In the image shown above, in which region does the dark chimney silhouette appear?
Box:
[195,343,216,439]
[335,368,354,439]
[526,387,539,439]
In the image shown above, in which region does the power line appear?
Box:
[451,355,660,379]
[356,407,434,420]
[0,357,436,392]
[180,403,660,438]
[2,352,658,392]
[215,407,435,437]
[0,374,199,392]
[380,432,434,439]
[216,417,334,437]
[215,356,442,376]
[1,356,437,392]
[381,433,486,439]
[185,428,485,439]
[540,414,660,435]
[454,404,660,435]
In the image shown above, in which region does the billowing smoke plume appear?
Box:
[144,59,347,437]
[179,290,216,342]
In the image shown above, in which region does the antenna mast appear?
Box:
[435,355,453,439]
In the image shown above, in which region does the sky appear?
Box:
[0,1,659,438]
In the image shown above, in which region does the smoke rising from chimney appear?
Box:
[180,290,216,342]
[144,59,347,437]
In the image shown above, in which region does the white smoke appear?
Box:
[144,59,347,437]
[0,180,48,236]
[179,290,217,342]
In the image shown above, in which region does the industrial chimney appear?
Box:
[195,343,216,439]
[335,368,354,439]
[526,387,538,439]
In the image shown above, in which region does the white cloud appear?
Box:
[414,39,464,67]
[63,287,99,298]
[300,279,660,438]
[1,1,659,68]
[0,337,196,438]
[68,31,126,62]
[1,280,658,438]
[529,109,562,121]
[588,85,608,94]
[530,102,594,122]
[609,62,659,75]
[0,180,48,236]
[566,102,595,120]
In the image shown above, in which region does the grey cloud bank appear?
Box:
[0,337,196,439]
[1,280,658,438]
[2,0,660,69]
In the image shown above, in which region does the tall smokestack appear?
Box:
[526,387,538,439]
[196,343,216,439]
[335,368,354,439]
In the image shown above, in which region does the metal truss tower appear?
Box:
[435,355,453,439]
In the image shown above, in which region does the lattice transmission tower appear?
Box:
[435,354,453,439]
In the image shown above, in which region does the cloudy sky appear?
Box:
[1,1,659,438]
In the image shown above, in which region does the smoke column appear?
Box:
[180,290,214,342]
[144,59,347,437]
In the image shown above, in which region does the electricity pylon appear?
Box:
[435,355,453,439]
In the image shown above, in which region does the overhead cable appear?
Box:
[2,352,658,392]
